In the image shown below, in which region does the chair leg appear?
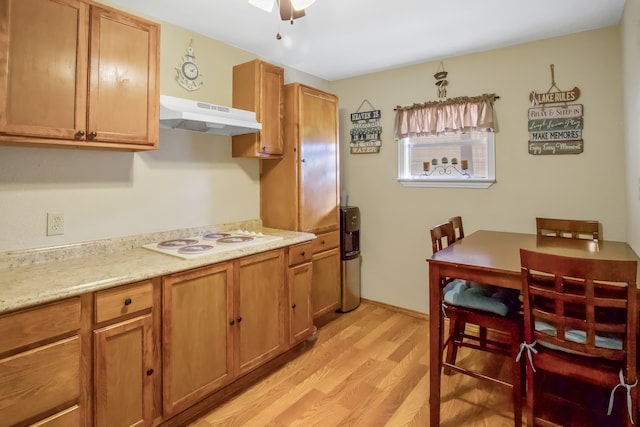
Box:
[525,356,535,427]
[443,319,463,375]
[479,326,487,348]
[511,339,523,427]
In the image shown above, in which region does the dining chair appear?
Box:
[535,217,600,241]
[519,249,637,426]
[430,221,524,427]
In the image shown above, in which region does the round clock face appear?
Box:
[181,61,199,80]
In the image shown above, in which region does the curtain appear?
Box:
[394,93,497,140]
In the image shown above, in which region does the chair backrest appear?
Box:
[535,217,599,241]
[449,216,465,240]
[430,222,456,254]
[520,248,637,362]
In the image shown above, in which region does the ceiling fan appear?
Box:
[249,0,316,22]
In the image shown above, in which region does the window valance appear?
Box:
[394,93,497,140]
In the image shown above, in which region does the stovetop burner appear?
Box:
[177,244,215,254]
[157,239,199,248]
[143,230,283,259]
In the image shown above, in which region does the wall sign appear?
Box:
[527,65,583,155]
[350,100,381,154]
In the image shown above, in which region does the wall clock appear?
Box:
[175,41,204,91]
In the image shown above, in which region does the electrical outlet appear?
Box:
[47,213,64,236]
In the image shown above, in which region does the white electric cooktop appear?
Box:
[143,230,283,259]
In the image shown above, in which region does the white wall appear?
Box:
[0,5,326,252]
[329,27,626,314]
[622,0,640,255]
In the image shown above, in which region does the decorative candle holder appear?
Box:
[421,157,470,178]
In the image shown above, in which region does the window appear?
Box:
[397,130,495,188]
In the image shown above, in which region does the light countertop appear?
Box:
[0,222,315,314]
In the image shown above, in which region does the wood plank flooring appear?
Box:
[188,300,516,427]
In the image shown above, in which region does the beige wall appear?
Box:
[622,0,640,255]
[0,3,325,252]
[329,27,625,314]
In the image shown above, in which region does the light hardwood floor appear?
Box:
[188,300,517,427]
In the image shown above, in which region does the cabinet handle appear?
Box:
[88,131,98,139]
[301,158,305,163]
[321,240,326,245]
[301,251,305,256]
[292,303,297,309]
[229,319,235,326]
[261,146,266,152]
[146,368,154,376]
[237,316,243,323]
[124,297,132,306]
[74,130,85,139]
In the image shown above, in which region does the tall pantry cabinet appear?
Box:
[261,83,341,320]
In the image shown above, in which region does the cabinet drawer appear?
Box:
[311,230,340,253]
[95,280,153,323]
[0,337,80,427]
[0,298,80,355]
[288,241,313,266]
[29,405,80,427]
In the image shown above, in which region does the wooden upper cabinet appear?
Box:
[0,0,89,141]
[0,0,159,151]
[87,5,159,148]
[261,83,339,234]
[232,59,284,158]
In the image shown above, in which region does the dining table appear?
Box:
[427,229,640,426]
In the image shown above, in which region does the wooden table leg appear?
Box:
[429,263,442,426]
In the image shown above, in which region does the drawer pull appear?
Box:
[146,368,154,376]
[321,240,325,245]
[124,297,132,306]
[292,303,297,309]
[301,251,305,256]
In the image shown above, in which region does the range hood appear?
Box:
[159,95,262,136]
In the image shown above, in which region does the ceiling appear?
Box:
[108,0,626,82]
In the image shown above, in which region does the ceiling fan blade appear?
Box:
[278,0,305,21]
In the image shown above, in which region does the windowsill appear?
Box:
[397,178,496,189]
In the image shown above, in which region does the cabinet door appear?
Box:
[162,263,233,417]
[298,86,339,233]
[94,315,154,427]
[87,5,159,147]
[288,261,313,346]
[259,62,284,156]
[232,60,283,158]
[311,247,341,319]
[0,0,88,140]
[236,250,286,374]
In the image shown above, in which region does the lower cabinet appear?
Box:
[287,241,314,346]
[94,315,154,427]
[162,262,234,417]
[0,298,81,427]
[161,249,287,417]
[236,250,286,375]
[93,279,158,427]
[310,231,341,319]
[0,243,308,425]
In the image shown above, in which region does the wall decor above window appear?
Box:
[528,64,583,155]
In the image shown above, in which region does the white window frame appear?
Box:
[397,131,496,189]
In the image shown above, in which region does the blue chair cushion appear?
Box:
[443,279,520,316]
[534,320,623,353]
